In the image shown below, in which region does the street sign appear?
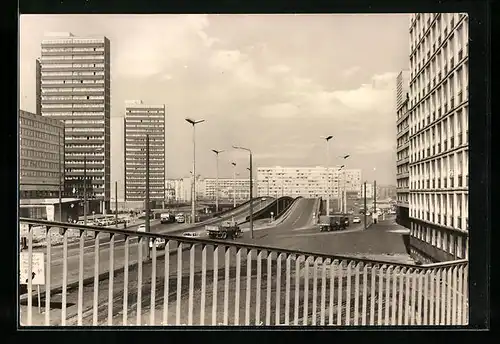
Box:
[20,252,45,285]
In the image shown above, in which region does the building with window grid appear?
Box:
[124,100,166,207]
[407,13,469,262]
[396,70,411,228]
[39,32,111,213]
[19,110,65,199]
[256,166,362,199]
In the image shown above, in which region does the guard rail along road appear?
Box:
[19,218,469,327]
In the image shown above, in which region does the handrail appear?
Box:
[19,218,467,269]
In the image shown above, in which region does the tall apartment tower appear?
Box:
[396,70,410,228]
[39,32,111,213]
[35,58,42,116]
[407,13,469,263]
[124,100,166,208]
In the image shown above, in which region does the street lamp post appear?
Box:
[83,156,87,225]
[233,146,254,239]
[58,130,63,222]
[145,134,151,260]
[231,162,237,208]
[212,149,224,213]
[185,118,205,224]
[321,136,333,216]
[336,165,345,213]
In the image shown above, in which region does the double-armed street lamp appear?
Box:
[233,145,254,239]
[211,149,224,213]
[185,118,205,223]
[320,135,333,215]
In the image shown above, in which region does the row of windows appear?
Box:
[410,61,468,114]
[20,170,59,178]
[20,138,61,153]
[411,105,466,150]
[42,47,104,52]
[42,39,105,44]
[42,63,105,69]
[410,14,467,77]
[20,127,62,141]
[43,111,105,117]
[411,224,468,258]
[20,158,60,170]
[42,79,105,84]
[42,95,104,101]
[20,117,63,131]
[67,168,105,173]
[42,71,105,77]
[410,151,468,188]
[42,88,105,93]
[42,55,105,61]
[410,194,468,229]
[43,103,104,108]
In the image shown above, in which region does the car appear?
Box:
[137,224,146,232]
[182,232,199,238]
[352,216,361,224]
[149,238,166,250]
[175,214,185,223]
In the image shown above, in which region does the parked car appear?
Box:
[182,232,199,238]
[137,224,146,232]
[352,216,361,224]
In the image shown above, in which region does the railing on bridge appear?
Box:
[19,218,468,327]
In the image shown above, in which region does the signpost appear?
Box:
[20,252,45,313]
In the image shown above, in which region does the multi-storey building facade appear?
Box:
[35,59,42,116]
[165,179,185,202]
[124,101,166,206]
[39,32,111,213]
[204,178,252,201]
[19,110,65,199]
[256,166,362,199]
[396,70,411,228]
[408,13,469,262]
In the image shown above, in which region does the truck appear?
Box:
[160,213,173,224]
[318,215,346,232]
[205,220,242,239]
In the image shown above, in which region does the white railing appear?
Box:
[19,218,468,326]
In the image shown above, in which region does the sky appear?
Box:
[19,14,410,195]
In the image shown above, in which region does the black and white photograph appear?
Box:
[18,12,471,327]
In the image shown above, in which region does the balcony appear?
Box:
[438,179,441,188]
[432,179,436,189]
[444,179,447,188]
[458,174,463,187]
[458,132,463,145]
[438,143,441,153]
[426,179,430,188]
[450,178,454,188]
[450,216,454,228]
[457,216,461,229]
[426,211,430,221]
[444,139,448,151]
[432,145,436,155]
[450,136,455,148]
[438,214,441,223]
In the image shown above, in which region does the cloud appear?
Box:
[268,64,291,74]
[258,102,300,119]
[352,136,397,154]
[113,14,219,78]
[342,66,360,77]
